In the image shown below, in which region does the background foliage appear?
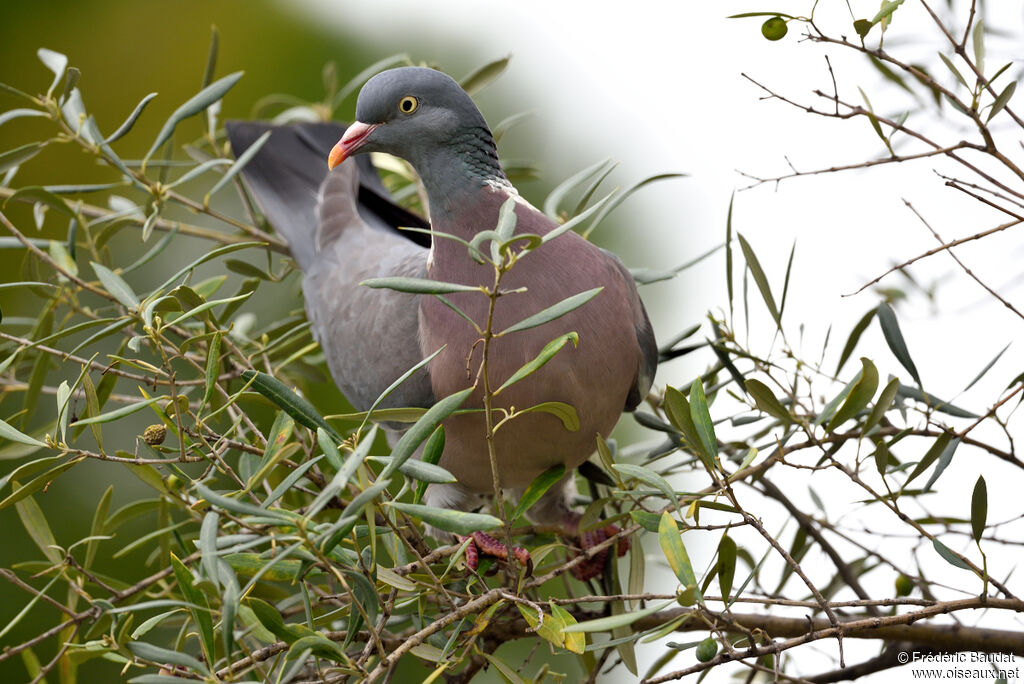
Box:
[1,1,1023,683]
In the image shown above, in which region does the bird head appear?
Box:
[328,67,488,170]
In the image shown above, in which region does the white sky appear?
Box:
[286,1,1022,681]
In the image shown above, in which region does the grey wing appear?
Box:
[601,248,658,411]
[304,162,435,412]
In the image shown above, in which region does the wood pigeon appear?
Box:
[227,66,656,578]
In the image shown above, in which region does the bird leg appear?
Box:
[516,474,629,581]
[457,532,532,574]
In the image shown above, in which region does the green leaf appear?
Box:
[37,48,67,97]
[414,426,445,505]
[744,379,792,423]
[14,491,62,564]
[460,55,511,95]
[0,457,83,510]
[206,129,273,203]
[169,554,216,663]
[360,276,479,294]
[854,19,873,37]
[127,641,209,675]
[971,476,987,544]
[988,81,1016,122]
[510,464,565,522]
[496,332,578,394]
[718,534,737,603]
[515,401,580,432]
[688,379,718,463]
[105,92,158,144]
[543,159,612,219]
[582,173,686,240]
[932,539,972,571]
[938,52,970,90]
[70,396,162,427]
[863,377,900,435]
[827,358,879,431]
[145,71,244,162]
[481,653,526,684]
[562,599,674,633]
[962,342,1010,392]
[382,387,472,481]
[658,512,699,595]
[972,19,985,76]
[736,234,780,328]
[877,304,921,386]
[663,385,709,466]
[242,370,340,441]
[499,288,603,335]
[551,604,585,654]
[517,605,566,650]
[903,432,954,488]
[388,502,501,535]
[202,332,221,409]
[91,261,140,309]
[370,455,456,484]
[0,142,46,174]
[613,463,679,513]
[0,417,48,448]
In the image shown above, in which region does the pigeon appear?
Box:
[227,66,656,579]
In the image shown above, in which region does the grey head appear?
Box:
[328,67,508,200]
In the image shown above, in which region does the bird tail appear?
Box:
[225,121,345,271]
[225,121,430,270]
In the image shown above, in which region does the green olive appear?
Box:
[895,574,914,597]
[762,17,788,41]
[696,636,718,662]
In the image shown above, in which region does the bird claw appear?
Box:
[459,531,532,575]
[570,523,630,581]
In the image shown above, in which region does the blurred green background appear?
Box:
[0,2,658,680]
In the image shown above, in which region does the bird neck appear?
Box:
[415,126,512,223]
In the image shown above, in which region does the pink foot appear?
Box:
[570,523,630,581]
[458,531,532,575]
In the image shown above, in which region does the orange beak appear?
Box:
[328,121,380,170]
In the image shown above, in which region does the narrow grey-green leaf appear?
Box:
[562,599,674,633]
[988,81,1016,122]
[91,261,140,309]
[127,641,210,675]
[877,303,921,386]
[932,539,973,571]
[207,129,273,202]
[971,476,987,544]
[827,358,879,431]
[383,388,472,481]
[242,370,340,441]
[510,464,566,522]
[499,288,602,335]
[689,379,718,463]
[744,379,792,423]
[70,396,161,427]
[0,109,47,127]
[543,159,611,219]
[718,534,737,604]
[972,19,984,75]
[863,377,900,435]
[496,332,578,394]
[460,55,511,95]
[202,332,221,408]
[389,502,501,535]
[105,92,158,144]
[736,233,780,327]
[613,463,679,512]
[37,48,68,97]
[0,142,45,174]
[903,432,953,488]
[938,52,970,90]
[360,276,480,294]
[145,71,244,162]
[0,417,48,448]
[963,342,1010,392]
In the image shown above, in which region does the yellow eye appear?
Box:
[398,95,419,114]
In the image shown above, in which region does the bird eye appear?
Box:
[398,95,419,114]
